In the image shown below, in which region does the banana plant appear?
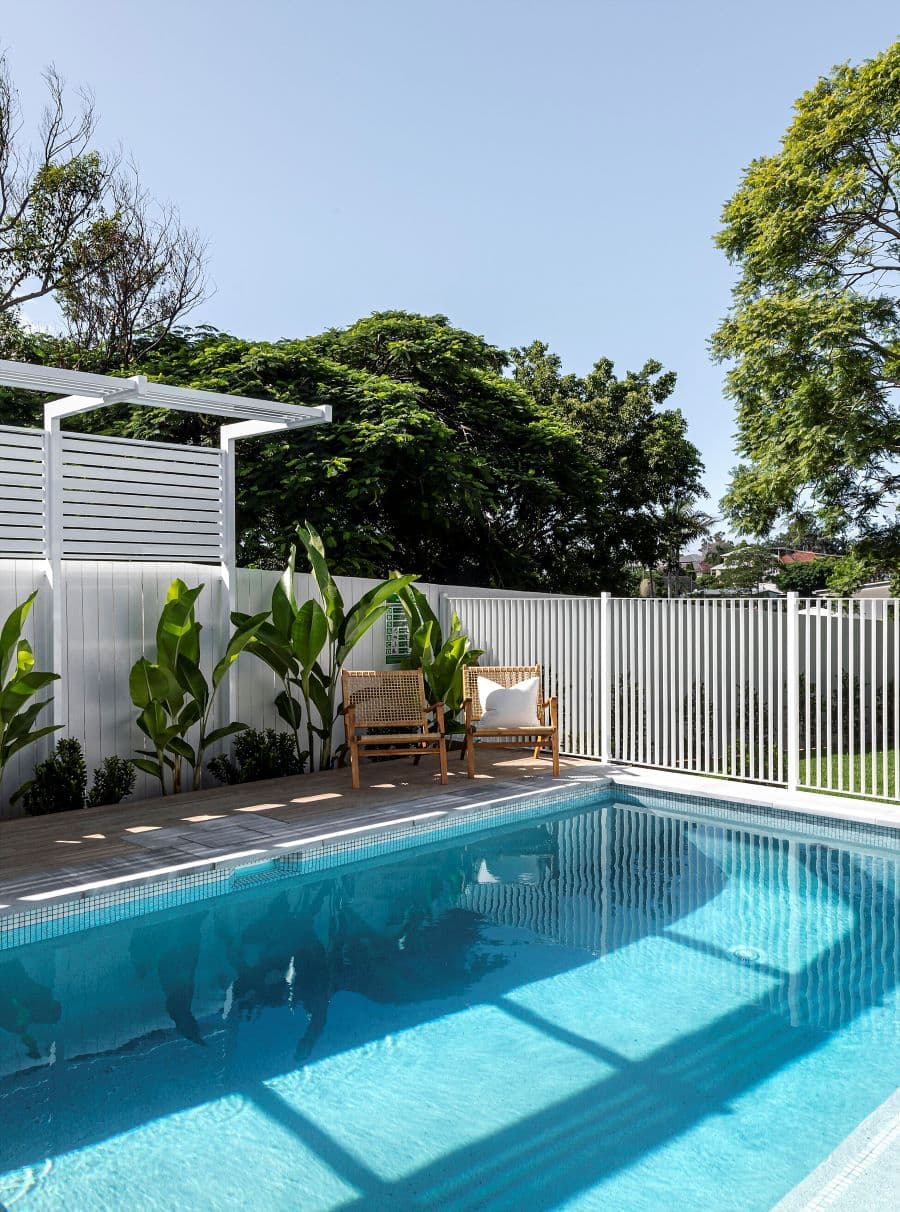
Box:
[241,523,417,771]
[390,577,482,729]
[0,590,60,789]
[129,579,268,793]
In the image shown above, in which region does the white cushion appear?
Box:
[476,675,539,729]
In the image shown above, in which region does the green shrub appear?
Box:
[208,728,304,785]
[14,738,86,815]
[13,739,136,815]
[86,756,137,807]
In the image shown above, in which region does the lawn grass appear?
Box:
[799,748,898,803]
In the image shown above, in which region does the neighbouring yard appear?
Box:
[800,749,898,802]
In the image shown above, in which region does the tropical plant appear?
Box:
[13,739,136,814]
[389,578,482,729]
[129,578,267,793]
[0,591,60,790]
[208,728,303,785]
[240,524,416,771]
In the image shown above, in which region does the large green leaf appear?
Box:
[156,581,203,670]
[212,611,269,690]
[0,671,59,721]
[291,599,328,671]
[271,546,297,638]
[129,658,179,710]
[297,523,344,632]
[337,574,418,663]
[203,722,250,748]
[2,723,61,762]
[275,689,304,730]
[0,591,37,685]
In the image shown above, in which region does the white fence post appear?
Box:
[600,592,611,763]
[786,591,800,792]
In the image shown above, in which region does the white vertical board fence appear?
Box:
[0,562,545,816]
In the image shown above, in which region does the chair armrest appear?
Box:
[427,701,446,733]
[343,703,358,733]
[548,696,559,728]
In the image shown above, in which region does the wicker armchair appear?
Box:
[341,669,448,790]
[462,664,559,778]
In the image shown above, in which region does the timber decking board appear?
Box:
[0,754,597,910]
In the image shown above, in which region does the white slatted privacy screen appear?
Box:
[0,424,224,562]
[0,425,45,557]
[60,433,224,562]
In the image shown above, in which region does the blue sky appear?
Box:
[4,2,898,517]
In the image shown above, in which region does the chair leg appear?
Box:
[438,737,448,785]
[350,738,361,790]
[465,730,476,779]
[551,729,560,776]
[532,738,543,759]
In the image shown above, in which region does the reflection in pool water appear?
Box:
[0,800,897,1211]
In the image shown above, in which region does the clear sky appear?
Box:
[3,2,899,517]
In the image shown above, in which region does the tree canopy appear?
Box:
[3,312,705,593]
[713,40,900,564]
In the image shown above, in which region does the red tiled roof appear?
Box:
[778,551,821,565]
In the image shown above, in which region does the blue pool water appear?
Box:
[0,793,898,1211]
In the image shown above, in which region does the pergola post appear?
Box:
[43,411,64,729]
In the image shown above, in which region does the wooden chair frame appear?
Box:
[341,668,448,790]
[462,664,560,778]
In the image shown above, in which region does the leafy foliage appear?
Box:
[0,591,60,788]
[13,739,136,814]
[208,729,303,785]
[774,557,838,594]
[389,578,482,727]
[129,579,267,793]
[86,755,136,807]
[240,524,416,771]
[4,312,705,594]
[13,738,85,815]
[714,41,900,565]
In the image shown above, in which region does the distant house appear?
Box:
[777,550,820,566]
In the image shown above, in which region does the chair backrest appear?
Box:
[342,669,428,726]
[462,664,543,722]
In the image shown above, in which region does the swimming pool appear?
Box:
[0,788,897,1210]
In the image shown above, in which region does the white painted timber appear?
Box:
[0,426,45,557]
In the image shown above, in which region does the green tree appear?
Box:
[28,313,703,595]
[710,544,777,593]
[774,557,837,594]
[0,55,205,366]
[713,41,900,562]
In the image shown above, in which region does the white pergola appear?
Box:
[0,358,331,725]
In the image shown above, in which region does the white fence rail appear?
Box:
[450,593,900,806]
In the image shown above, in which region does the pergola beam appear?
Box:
[0,358,327,428]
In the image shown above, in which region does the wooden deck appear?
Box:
[0,752,600,913]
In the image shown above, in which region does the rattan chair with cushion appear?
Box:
[341,668,448,790]
[461,664,559,778]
